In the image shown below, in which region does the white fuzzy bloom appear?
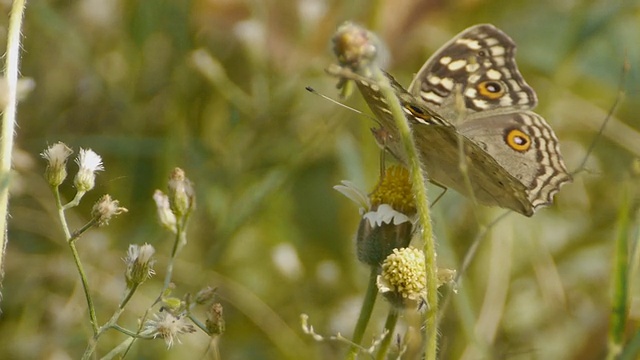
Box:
[74,148,104,192]
[124,243,156,286]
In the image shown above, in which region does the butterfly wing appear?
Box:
[347,71,538,215]
[456,111,571,212]
[405,24,571,214]
[408,24,538,121]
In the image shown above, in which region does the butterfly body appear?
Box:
[332,23,571,216]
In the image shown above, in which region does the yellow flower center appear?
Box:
[369,165,416,215]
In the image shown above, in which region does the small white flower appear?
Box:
[362,204,411,227]
[41,142,73,186]
[140,312,196,348]
[74,148,104,192]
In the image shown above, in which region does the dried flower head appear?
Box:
[92,194,128,226]
[140,312,196,348]
[74,148,104,192]
[205,303,225,336]
[41,142,73,187]
[124,243,156,287]
[332,21,387,71]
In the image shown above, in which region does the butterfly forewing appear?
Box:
[409,24,538,120]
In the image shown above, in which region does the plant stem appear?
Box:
[606,184,630,360]
[163,212,189,290]
[53,187,72,239]
[371,67,438,360]
[0,0,27,293]
[346,266,379,360]
[375,307,399,360]
[99,337,135,360]
[69,240,99,334]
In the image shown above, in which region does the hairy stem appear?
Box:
[0,0,27,295]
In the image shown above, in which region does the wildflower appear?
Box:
[377,247,426,308]
[124,243,156,288]
[92,194,128,226]
[74,148,104,192]
[337,166,416,266]
[167,168,194,218]
[153,190,177,232]
[140,312,196,348]
[41,142,73,187]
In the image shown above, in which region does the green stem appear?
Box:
[69,240,99,334]
[63,190,86,210]
[70,218,99,241]
[119,283,138,310]
[606,184,630,360]
[371,67,438,359]
[53,187,72,239]
[54,185,99,335]
[376,307,399,360]
[345,266,379,359]
[188,313,210,334]
[82,285,140,358]
[99,337,134,360]
[0,0,28,290]
[163,212,189,291]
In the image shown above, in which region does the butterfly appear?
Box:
[330,23,571,217]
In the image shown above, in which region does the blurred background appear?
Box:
[1,0,639,359]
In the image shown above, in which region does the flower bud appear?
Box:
[167,168,194,217]
[41,142,73,187]
[205,303,225,336]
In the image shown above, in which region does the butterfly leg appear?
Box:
[428,181,449,208]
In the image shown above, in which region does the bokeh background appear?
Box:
[1,0,639,359]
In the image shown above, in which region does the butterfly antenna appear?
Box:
[572,57,629,176]
[305,86,380,124]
